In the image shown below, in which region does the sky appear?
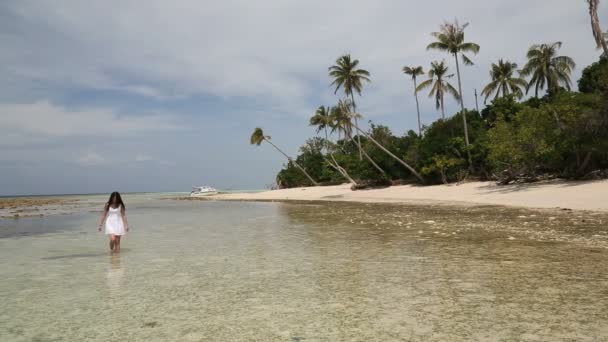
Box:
[0,0,605,195]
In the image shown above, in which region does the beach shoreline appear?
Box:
[3,179,607,219]
[200,179,608,213]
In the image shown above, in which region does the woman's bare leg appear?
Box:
[115,236,121,251]
[109,235,116,251]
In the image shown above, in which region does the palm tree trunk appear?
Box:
[589,0,608,56]
[440,92,445,120]
[352,137,386,175]
[324,126,357,185]
[351,123,425,183]
[413,78,422,136]
[264,139,319,186]
[454,53,474,171]
[327,154,357,185]
[350,93,363,160]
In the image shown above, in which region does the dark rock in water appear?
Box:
[142,321,159,328]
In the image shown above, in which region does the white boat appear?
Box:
[190,186,219,197]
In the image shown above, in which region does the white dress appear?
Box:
[105,206,126,236]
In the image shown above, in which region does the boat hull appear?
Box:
[190,191,218,197]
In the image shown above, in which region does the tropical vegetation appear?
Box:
[402,65,425,135]
[480,59,527,101]
[253,9,608,189]
[416,60,458,120]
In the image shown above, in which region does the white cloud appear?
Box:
[2,0,604,119]
[1,0,607,194]
[0,101,179,145]
[77,152,106,167]
[134,154,153,162]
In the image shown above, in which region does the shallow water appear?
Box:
[1,196,608,341]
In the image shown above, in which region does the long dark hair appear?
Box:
[106,192,125,211]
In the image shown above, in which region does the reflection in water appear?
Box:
[1,199,607,341]
[106,253,124,291]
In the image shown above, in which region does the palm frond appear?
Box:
[461,54,475,66]
[250,127,266,146]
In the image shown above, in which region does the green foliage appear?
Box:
[578,57,608,94]
[416,60,459,117]
[520,42,576,97]
[427,20,480,64]
[272,59,608,188]
[481,59,527,101]
[486,92,608,181]
[421,155,464,184]
[482,95,524,124]
[250,127,266,145]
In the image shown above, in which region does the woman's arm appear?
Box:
[121,206,129,232]
[98,204,109,231]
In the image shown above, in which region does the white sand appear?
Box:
[210,179,608,212]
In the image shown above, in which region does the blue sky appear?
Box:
[0,0,605,195]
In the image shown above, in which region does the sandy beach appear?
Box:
[207,179,608,212]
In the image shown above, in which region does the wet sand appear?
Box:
[0,197,82,219]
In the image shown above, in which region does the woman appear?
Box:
[98,192,129,251]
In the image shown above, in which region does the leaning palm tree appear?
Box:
[329,54,371,160]
[587,0,608,56]
[337,100,425,183]
[402,65,425,135]
[427,20,479,168]
[416,61,459,119]
[599,31,608,56]
[250,127,318,186]
[309,106,357,185]
[480,59,527,101]
[330,101,386,175]
[520,42,576,96]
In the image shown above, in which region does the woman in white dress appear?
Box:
[98,192,129,251]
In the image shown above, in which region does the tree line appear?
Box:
[251,2,608,189]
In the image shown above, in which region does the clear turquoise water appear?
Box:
[1,195,607,341]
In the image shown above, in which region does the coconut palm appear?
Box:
[337,100,425,183]
[329,103,350,141]
[329,54,371,160]
[416,61,459,120]
[250,127,318,186]
[329,101,386,175]
[481,59,527,101]
[309,106,357,185]
[587,0,608,56]
[520,42,576,96]
[402,65,425,135]
[600,31,608,56]
[427,20,479,168]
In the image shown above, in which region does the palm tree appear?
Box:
[480,59,527,101]
[416,61,459,119]
[402,65,425,135]
[337,100,425,183]
[520,42,576,96]
[599,31,608,56]
[309,106,357,185]
[250,127,319,186]
[427,20,479,168]
[330,100,386,175]
[329,54,371,160]
[587,0,608,56]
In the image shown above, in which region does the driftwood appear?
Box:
[581,169,608,180]
[350,178,392,190]
[494,166,558,185]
